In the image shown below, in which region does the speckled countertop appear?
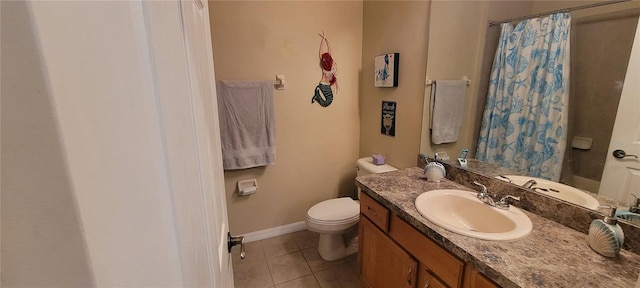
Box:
[356,167,640,288]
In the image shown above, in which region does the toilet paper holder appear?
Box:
[238,179,258,196]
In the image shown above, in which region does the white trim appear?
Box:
[243,221,307,243]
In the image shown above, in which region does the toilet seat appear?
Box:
[307,214,359,225]
[307,197,359,223]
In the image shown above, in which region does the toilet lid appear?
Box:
[308,197,359,222]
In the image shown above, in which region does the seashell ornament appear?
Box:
[587,206,624,258]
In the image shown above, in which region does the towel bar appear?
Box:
[274,74,286,90]
[425,76,471,86]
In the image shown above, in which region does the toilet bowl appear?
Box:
[306,157,397,261]
[306,197,360,261]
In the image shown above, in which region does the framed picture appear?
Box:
[381,101,396,137]
[374,53,399,87]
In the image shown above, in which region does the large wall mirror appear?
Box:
[421,1,640,225]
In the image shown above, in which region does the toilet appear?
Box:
[306,157,397,261]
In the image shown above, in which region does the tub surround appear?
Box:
[418,155,640,254]
[356,167,640,287]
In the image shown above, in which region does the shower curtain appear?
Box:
[476,13,571,181]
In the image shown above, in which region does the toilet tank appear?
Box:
[356,157,397,176]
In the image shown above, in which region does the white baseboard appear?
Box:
[243,221,307,243]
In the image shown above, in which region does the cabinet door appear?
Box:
[360,216,417,288]
[417,265,448,288]
[463,263,500,288]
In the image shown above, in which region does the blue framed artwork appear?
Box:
[374,53,399,87]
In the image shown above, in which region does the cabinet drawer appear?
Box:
[360,193,390,232]
[418,264,448,288]
[390,215,464,288]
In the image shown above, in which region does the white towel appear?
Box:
[429,80,466,144]
[216,80,276,170]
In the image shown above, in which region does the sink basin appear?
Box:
[415,189,532,241]
[496,175,599,210]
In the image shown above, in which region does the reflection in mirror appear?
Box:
[421,1,640,226]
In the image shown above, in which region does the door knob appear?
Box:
[613,149,638,159]
[227,232,245,259]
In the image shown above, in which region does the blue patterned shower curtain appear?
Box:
[476,13,571,181]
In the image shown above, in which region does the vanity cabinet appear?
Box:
[417,265,448,288]
[463,264,500,288]
[359,216,417,288]
[359,193,500,288]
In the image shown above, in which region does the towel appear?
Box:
[429,80,466,144]
[216,80,276,170]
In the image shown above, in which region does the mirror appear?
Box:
[420,1,640,225]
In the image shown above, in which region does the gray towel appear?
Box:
[429,80,466,144]
[216,80,276,170]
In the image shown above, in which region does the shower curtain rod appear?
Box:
[488,0,631,27]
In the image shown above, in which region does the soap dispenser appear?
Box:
[587,206,624,258]
[422,154,446,182]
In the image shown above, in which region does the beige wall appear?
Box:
[359,1,430,169]
[210,0,640,235]
[209,1,363,234]
[420,1,488,160]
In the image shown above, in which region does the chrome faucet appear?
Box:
[497,175,513,183]
[473,181,520,210]
[522,179,537,189]
[473,181,496,206]
[495,195,521,210]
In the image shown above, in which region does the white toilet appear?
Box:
[306,157,397,261]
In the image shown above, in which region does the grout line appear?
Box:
[234,231,359,288]
[260,238,277,288]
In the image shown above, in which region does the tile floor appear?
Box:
[231,230,360,288]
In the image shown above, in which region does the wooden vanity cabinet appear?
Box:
[359,216,417,288]
[463,264,500,288]
[359,192,500,288]
[418,265,448,288]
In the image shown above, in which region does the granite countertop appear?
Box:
[356,167,640,288]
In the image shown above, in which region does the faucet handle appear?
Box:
[630,194,640,213]
[499,195,520,203]
[496,195,520,209]
[473,181,487,193]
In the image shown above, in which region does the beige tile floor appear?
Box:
[231,230,360,288]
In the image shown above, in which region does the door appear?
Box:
[599,21,640,202]
[360,217,417,288]
[19,0,233,286]
[146,0,233,286]
[178,0,234,286]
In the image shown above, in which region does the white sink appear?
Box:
[415,189,532,241]
[496,175,599,210]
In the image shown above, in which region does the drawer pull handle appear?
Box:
[366,206,377,215]
[407,266,413,285]
[423,268,430,288]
